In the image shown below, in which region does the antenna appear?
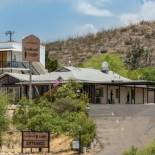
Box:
[5,31,15,42]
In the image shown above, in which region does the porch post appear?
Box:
[154,89,155,104]
[94,84,96,104]
[106,85,108,104]
[11,50,12,72]
[147,85,149,104]
[118,84,120,104]
[134,84,136,104]
[143,88,144,104]
[19,85,22,99]
[130,87,132,104]
[49,84,51,96]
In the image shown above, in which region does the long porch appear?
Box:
[84,82,155,104]
[0,73,155,104]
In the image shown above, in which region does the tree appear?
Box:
[13,98,55,131]
[125,41,152,70]
[52,81,95,146]
[52,80,88,113]
[45,51,59,72]
[13,81,95,147]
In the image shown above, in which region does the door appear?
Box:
[95,88,103,104]
[0,52,7,67]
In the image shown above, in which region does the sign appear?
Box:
[22,131,50,152]
[22,35,40,62]
[72,140,80,149]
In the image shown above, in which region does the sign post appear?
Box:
[21,131,50,153]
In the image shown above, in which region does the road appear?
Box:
[89,104,155,155]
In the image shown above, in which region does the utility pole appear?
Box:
[29,61,32,101]
[5,31,15,42]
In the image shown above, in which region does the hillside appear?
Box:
[46,21,155,66]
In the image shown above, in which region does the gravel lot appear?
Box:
[89,104,155,155]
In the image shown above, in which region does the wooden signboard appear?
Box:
[22,131,50,153]
[22,35,40,62]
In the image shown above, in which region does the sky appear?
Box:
[0,0,155,42]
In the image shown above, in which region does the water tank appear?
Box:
[101,61,109,73]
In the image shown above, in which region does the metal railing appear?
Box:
[0,61,29,69]
[0,61,39,74]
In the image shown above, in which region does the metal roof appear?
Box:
[0,66,131,84]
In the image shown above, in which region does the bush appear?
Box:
[123,146,138,155]
[125,41,152,70]
[0,93,9,146]
[13,81,96,147]
[123,141,155,155]
[45,51,59,72]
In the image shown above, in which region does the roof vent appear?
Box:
[101,61,109,73]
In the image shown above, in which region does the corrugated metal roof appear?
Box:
[0,66,130,84]
[63,66,130,82]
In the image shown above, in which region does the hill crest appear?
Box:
[46,21,155,66]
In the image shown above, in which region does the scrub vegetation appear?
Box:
[46,21,155,67]
[81,52,155,81]
[13,81,96,147]
[0,93,9,147]
[123,141,155,155]
[45,51,59,72]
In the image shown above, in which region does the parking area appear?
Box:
[89,104,155,155]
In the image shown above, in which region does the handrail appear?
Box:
[0,61,40,75]
[0,61,29,69]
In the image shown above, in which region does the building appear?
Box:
[0,65,154,104]
[0,35,154,104]
[0,35,47,74]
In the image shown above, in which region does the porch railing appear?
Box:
[0,61,39,74]
[0,61,29,69]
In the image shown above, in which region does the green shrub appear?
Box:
[123,141,155,155]
[82,53,155,81]
[123,146,138,155]
[0,93,9,146]
[13,81,96,147]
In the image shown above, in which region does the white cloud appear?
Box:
[119,1,155,25]
[77,1,113,17]
[76,24,98,36]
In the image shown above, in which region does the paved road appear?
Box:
[89,104,155,155]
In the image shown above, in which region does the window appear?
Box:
[13,55,16,61]
[95,88,104,97]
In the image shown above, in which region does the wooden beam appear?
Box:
[154,90,155,104]
[11,50,12,73]
[49,84,51,96]
[94,84,96,104]
[134,85,136,104]
[143,88,144,104]
[147,85,149,104]
[119,84,120,104]
[107,85,108,104]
